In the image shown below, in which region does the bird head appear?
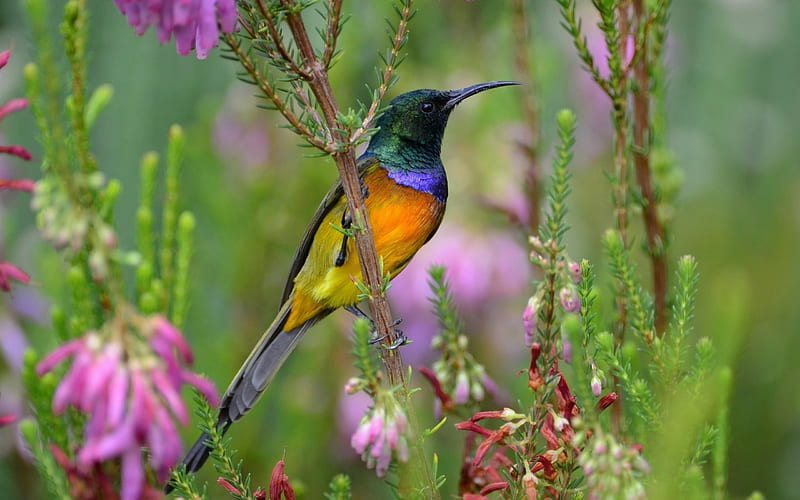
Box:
[367,81,519,155]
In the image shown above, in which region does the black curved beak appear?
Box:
[444,81,521,111]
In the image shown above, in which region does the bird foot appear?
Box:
[345,307,406,349]
[368,318,406,349]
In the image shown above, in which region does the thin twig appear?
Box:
[255,0,311,79]
[631,0,667,334]
[350,0,414,146]
[322,0,344,69]
[511,0,542,236]
[222,32,326,150]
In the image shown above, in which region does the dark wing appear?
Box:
[279,155,380,304]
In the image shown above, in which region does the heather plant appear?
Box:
[0,0,768,499]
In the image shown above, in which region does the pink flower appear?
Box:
[350,404,409,477]
[453,370,470,405]
[559,286,580,313]
[0,50,32,161]
[390,223,530,363]
[568,261,581,284]
[522,296,539,346]
[0,261,30,292]
[37,316,218,500]
[113,0,238,59]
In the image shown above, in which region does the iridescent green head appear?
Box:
[366,81,519,157]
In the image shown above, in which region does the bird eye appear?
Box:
[419,101,435,114]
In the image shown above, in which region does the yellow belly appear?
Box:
[284,168,445,330]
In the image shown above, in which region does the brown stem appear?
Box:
[632,0,668,334]
[222,33,326,149]
[254,0,311,80]
[511,0,542,236]
[322,0,344,69]
[279,0,406,386]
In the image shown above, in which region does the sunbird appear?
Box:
[177,81,519,477]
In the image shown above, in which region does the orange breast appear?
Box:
[285,168,446,330]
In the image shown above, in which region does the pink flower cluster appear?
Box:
[36,316,218,500]
[0,49,35,295]
[114,0,237,59]
[350,404,409,477]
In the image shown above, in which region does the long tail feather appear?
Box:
[169,300,323,488]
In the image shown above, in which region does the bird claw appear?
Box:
[345,307,406,349]
[369,318,406,349]
[368,328,407,349]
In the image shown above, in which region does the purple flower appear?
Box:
[114,0,238,59]
[522,296,539,346]
[559,286,581,313]
[390,223,530,363]
[350,403,409,477]
[37,316,219,500]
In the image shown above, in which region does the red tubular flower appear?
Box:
[533,455,557,481]
[540,413,559,450]
[0,179,35,191]
[268,460,296,500]
[0,50,32,161]
[474,423,514,466]
[527,343,544,391]
[597,392,618,411]
[217,478,243,495]
[0,261,30,292]
[418,365,453,413]
[555,375,577,417]
[455,420,492,438]
[480,482,510,495]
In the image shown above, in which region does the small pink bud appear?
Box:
[217,477,243,495]
[0,98,28,121]
[523,296,539,346]
[0,261,31,292]
[453,371,470,405]
[591,376,602,397]
[569,261,581,283]
[559,286,580,313]
[344,377,361,394]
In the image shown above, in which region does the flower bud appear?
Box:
[523,296,539,346]
[559,286,580,313]
[568,260,581,283]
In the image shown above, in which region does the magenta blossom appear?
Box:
[0,261,30,293]
[114,0,238,59]
[37,316,218,500]
[350,404,409,477]
[0,50,32,161]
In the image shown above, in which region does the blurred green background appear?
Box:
[0,1,798,498]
